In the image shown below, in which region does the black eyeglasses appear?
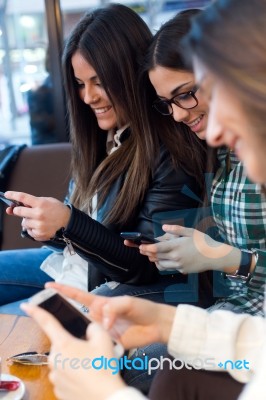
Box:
[152,85,199,116]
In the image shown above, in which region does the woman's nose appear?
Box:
[82,86,99,105]
[172,104,190,123]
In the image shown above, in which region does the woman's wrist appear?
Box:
[211,243,241,273]
[222,248,257,275]
[158,304,176,344]
[61,204,72,228]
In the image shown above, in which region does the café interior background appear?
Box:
[0,0,210,147]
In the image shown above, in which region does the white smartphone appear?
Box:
[29,288,124,357]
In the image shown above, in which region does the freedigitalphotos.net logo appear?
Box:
[217,359,250,370]
[53,353,250,375]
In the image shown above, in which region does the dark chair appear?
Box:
[1,143,71,250]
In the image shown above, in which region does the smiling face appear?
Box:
[194,58,266,183]
[71,51,119,131]
[148,66,209,139]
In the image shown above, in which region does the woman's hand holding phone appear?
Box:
[139,224,241,274]
[120,231,159,247]
[4,191,71,241]
[0,191,24,208]
[21,294,126,400]
[42,282,176,349]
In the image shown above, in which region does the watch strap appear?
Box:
[238,251,253,276]
[226,251,253,282]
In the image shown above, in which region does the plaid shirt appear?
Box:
[211,147,266,315]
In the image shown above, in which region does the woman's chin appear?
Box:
[194,130,206,140]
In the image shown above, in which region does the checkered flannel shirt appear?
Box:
[211,147,266,316]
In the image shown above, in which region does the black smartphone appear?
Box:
[30,288,90,339]
[29,288,124,356]
[120,231,159,245]
[0,191,23,208]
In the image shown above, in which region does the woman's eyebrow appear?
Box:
[74,75,99,82]
[170,81,193,96]
[90,75,99,82]
[157,81,193,100]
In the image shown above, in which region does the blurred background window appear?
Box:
[0,0,211,148]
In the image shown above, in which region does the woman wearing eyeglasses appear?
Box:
[137,9,266,317]
[152,76,204,138]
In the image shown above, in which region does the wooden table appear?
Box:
[0,314,56,400]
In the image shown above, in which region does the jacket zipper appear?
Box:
[63,236,75,255]
[62,234,129,271]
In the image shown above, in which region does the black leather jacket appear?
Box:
[49,143,202,291]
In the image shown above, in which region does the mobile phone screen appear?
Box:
[38,293,90,339]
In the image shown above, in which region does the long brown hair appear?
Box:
[138,9,207,190]
[63,5,206,227]
[63,4,156,225]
